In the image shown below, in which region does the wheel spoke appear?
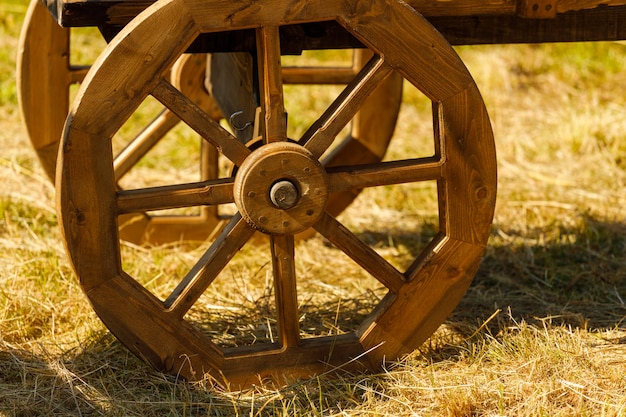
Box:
[301,55,393,158]
[113,109,180,180]
[164,213,255,317]
[281,66,356,84]
[313,212,404,293]
[270,235,300,348]
[327,157,443,194]
[69,65,90,84]
[256,26,287,143]
[152,78,250,165]
[116,178,234,214]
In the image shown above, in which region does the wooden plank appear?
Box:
[359,238,486,364]
[433,5,626,44]
[220,333,369,388]
[192,8,626,48]
[44,0,626,46]
[86,273,226,381]
[192,8,626,49]
[48,0,626,25]
[558,0,626,12]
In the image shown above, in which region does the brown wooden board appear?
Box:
[46,0,626,46]
[433,5,626,44]
[44,0,626,27]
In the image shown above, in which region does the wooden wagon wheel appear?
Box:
[16,0,87,182]
[57,0,496,388]
[17,0,401,245]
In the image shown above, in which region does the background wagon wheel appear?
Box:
[57,0,496,388]
[16,2,225,243]
[16,0,88,182]
[16,0,401,245]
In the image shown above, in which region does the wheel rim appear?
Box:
[58,0,496,388]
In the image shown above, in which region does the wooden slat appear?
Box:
[313,213,405,293]
[438,84,497,245]
[301,56,392,158]
[45,0,515,26]
[281,67,356,85]
[164,213,255,317]
[47,0,626,46]
[558,0,626,12]
[327,157,443,194]
[220,333,368,387]
[432,5,626,45]
[270,235,300,348]
[87,272,225,379]
[116,178,234,214]
[256,26,287,143]
[152,79,251,166]
[47,0,626,22]
[113,109,179,180]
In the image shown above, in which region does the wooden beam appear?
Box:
[45,0,626,46]
[434,5,626,44]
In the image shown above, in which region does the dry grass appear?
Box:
[2,1,626,415]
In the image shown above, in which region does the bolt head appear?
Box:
[269,180,299,210]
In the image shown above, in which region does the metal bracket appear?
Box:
[516,0,558,18]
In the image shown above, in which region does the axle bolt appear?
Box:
[269,180,299,210]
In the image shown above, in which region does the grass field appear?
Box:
[1,0,626,415]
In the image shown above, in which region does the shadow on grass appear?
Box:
[355,215,626,331]
[0,336,244,416]
[0,346,109,416]
[2,215,623,415]
[0,333,371,416]
[455,215,626,332]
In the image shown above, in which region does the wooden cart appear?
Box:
[17,0,626,389]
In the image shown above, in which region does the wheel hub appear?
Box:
[233,142,329,235]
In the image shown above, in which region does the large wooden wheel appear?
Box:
[17,0,401,245]
[57,0,496,388]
